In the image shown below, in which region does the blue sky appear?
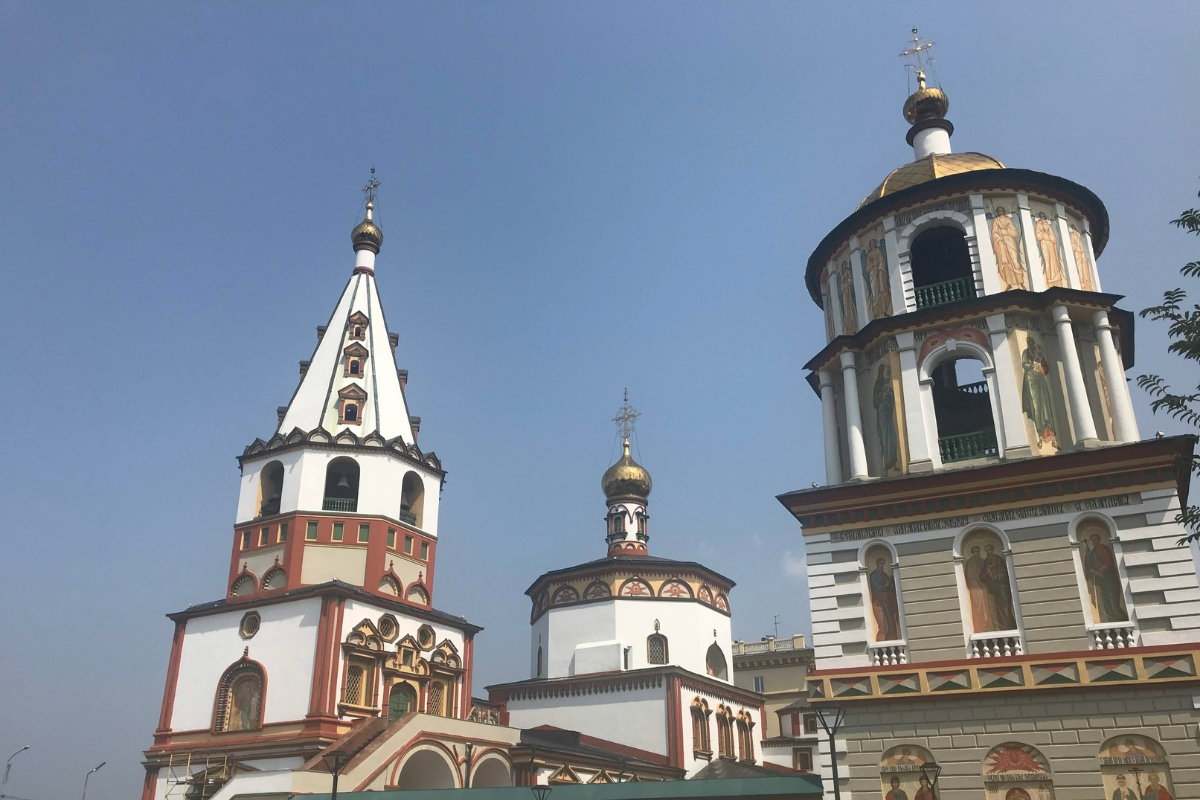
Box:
[2,3,1199,798]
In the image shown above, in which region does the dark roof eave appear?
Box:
[804,167,1111,306]
[524,555,736,597]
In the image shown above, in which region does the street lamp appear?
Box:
[81,762,105,800]
[3,747,29,794]
[814,705,845,800]
[321,750,352,800]
[919,761,942,799]
[531,786,552,800]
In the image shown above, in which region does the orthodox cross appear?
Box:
[363,167,380,205]
[612,388,639,441]
[899,27,935,86]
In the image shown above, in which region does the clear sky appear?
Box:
[2,3,1199,798]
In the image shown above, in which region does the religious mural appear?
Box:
[1012,328,1059,453]
[865,544,902,643]
[873,363,900,474]
[1077,518,1129,624]
[961,530,1018,633]
[225,671,263,732]
[822,286,836,342]
[1030,202,1068,288]
[860,231,892,321]
[985,199,1029,291]
[1069,224,1096,292]
[879,745,937,800]
[838,259,859,333]
[1099,736,1175,800]
[982,742,1054,800]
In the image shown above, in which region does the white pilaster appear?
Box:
[819,371,844,485]
[1055,203,1081,290]
[1052,304,1098,444]
[1093,310,1140,443]
[840,351,869,480]
[971,194,1002,297]
[1018,195,1047,292]
[848,238,871,327]
[1081,218,1104,292]
[895,332,933,471]
[826,263,844,336]
[986,313,1033,459]
[883,217,910,315]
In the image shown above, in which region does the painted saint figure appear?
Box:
[1142,773,1173,800]
[874,363,899,473]
[838,260,859,333]
[990,206,1027,290]
[980,543,1017,631]
[1084,531,1129,623]
[1020,338,1057,448]
[964,545,991,631]
[885,776,910,800]
[1110,774,1137,800]
[1035,212,1066,287]
[914,775,936,800]
[868,555,901,642]
[1069,225,1095,292]
[228,674,261,731]
[863,239,891,320]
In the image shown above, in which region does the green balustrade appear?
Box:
[938,429,999,463]
[322,497,358,512]
[915,276,976,309]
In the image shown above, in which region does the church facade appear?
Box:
[779,67,1200,800]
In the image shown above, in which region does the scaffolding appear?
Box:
[165,752,231,800]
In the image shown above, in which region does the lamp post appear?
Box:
[814,705,845,800]
[81,762,105,800]
[919,761,942,800]
[321,750,352,800]
[3,747,29,794]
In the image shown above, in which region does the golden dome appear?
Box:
[903,85,949,125]
[857,152,1006,210]
[602,439,652,502]
[352,202,383,254]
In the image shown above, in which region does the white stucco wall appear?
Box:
[504,684,668,755]
[171,598,322,731]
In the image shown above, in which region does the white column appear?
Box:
[1093,310,1140,442]
[895,332,932,471]
[827,265,844,335]
[840,351,869,479]
[971,194,1002,296]
[819,371,844,485]
[1018,195,1047,292]
[985,313,1033,458]
[1052,304,1098,443]
[1055,203,1081,290]
[848,237,871,328]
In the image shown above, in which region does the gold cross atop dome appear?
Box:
[900,28,936,87]
[363,167,380,206]
[612,388,640,443]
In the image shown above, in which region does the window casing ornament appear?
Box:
[646,633,668,665]
[690,698,712,758]
[213,656,264,733]
[859,540,909,665]
[238,611,261,639]
[715,705,735,759]
[337,384,367,426]
[347,311,369,342]
[343,342,369,378]
[736,711,755,763]
[1067,514,1138,649]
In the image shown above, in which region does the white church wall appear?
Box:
[543,601,616,678]
[236,449,306,524]
[171,598,322,731]
[614,600,732,679]
[531,614,549,678]
[504,684,668,755]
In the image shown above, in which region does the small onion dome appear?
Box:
[351,201,383,254]
[903,80,949,126]
[602,439,652,502]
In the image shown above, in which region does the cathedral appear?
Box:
[140,185,820,799]
[778,58,1200,800]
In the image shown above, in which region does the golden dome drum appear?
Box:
[602,440,652,502]
[352,202,383,254]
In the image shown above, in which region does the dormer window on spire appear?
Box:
[348,311,369,341]
[343,342,369,378]
[338,384,367,426]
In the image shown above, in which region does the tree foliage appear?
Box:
[1137,187,1200,544]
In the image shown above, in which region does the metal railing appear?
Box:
[938,428,998,463]
[732,634,806,655]
[957,380,988,395]
[914,275,975,309]
[322,497,357,512]
[397,509,417,524]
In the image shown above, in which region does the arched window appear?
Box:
[427,680,446,716]
[715,705,735,759]
[230,574,256,596]
[387,682,416,721]
[982,742,1054,800]
[262,567,287,591]
[1070,515,1135,648]
[536,646,543,677]
[323,458,360,513]
[736,712,755,763]
[880,745,937,800]
[957,528,1023,657]
[258,461,285,517]
[646,634,668,665]
[705,643,728,680]
[612,512,625,534]
[910,226,975,309]
[400,472,425,527]
[378,575,400,596]
[406,584,429,605]
[636,511,646,535]
[690,698,711,756]
[1099,735,1173,799]
[214,660,264,732]
[344,404,358,422]
[931,356,998,463]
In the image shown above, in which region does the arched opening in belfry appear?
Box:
[258,461,285,517]
[400,472,424,527]
[910,226,975,309]
[323,457,360,512]
[931,357,998,463]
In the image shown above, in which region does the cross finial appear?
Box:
[612,388,640,442]
[900,27,936,87]
[363,167,381,205]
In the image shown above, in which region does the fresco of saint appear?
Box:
[838,261,858,333]
[1069,226,1095,292]
[874,363,899,473]
[868,552,901,642]
[1035,212,1066,287]
[1020,338,1057,448]
[863,239,891,321]
[885,776,910,800]
[228,673,262,731]
[980,544,1017,630]
[1110,774,1137,800]
[914,775,936,800]
[1083,529,1128,623]
[964,544,992,631]
[989,205,1027,290]
[1142,773,1173,800]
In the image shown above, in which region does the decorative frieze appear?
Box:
[864,338,899,366]
[893,197,972,229]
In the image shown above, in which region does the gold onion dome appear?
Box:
[858,152,1006,209]
[351,201,383,254]
[602,439,652,502]
[903,74,949,125]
